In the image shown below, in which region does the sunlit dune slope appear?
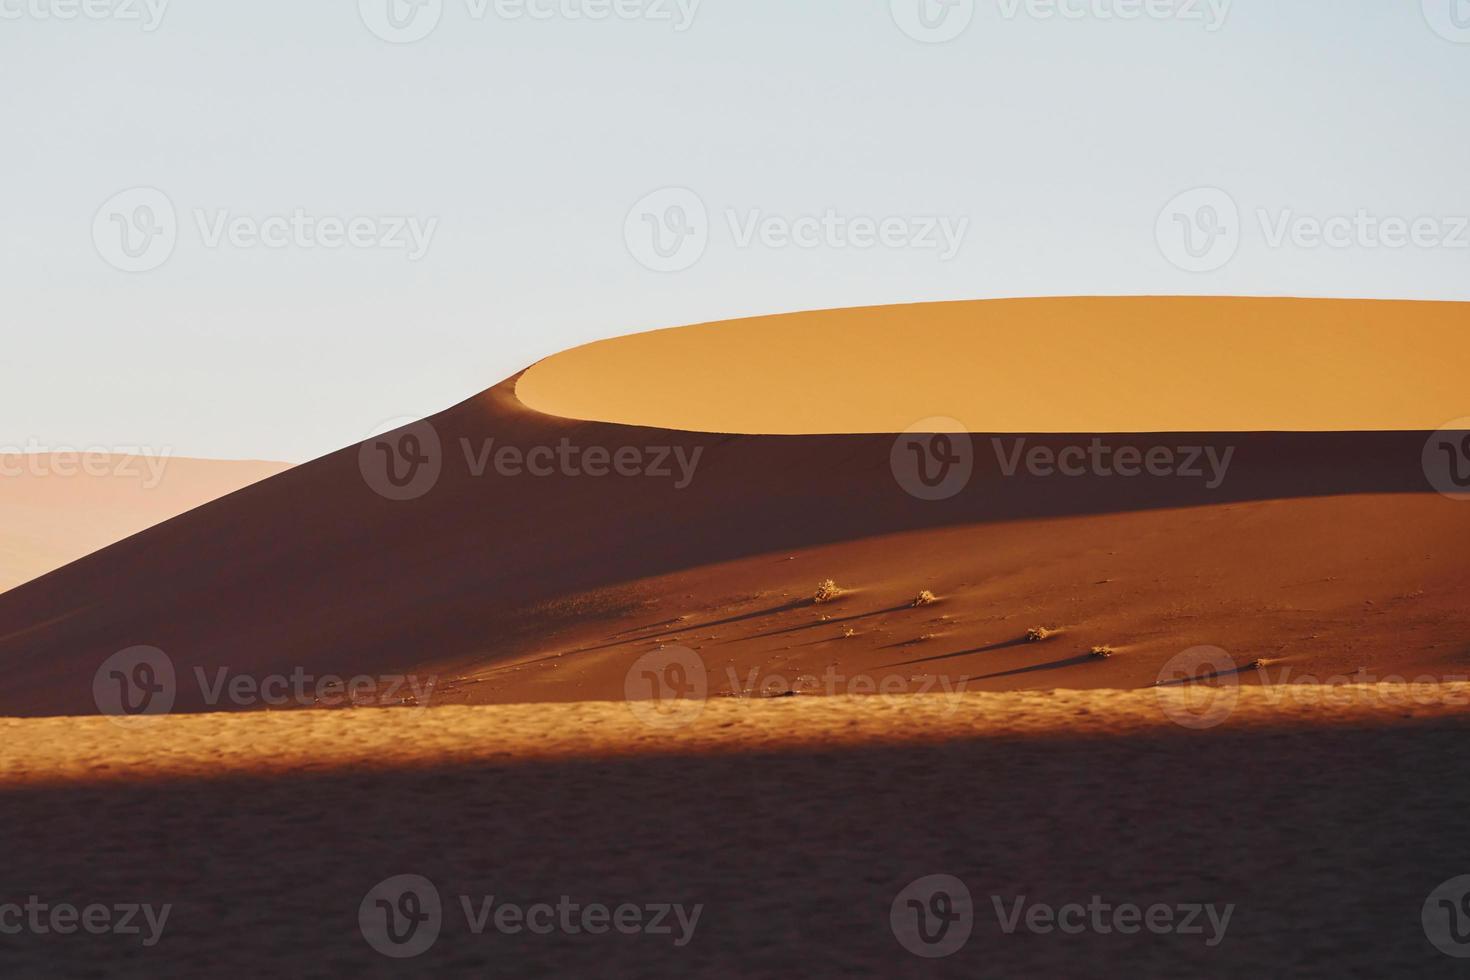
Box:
[517,297,1469,433]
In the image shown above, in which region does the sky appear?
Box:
[3,0,1468,462]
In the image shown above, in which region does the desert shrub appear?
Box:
[813,580,843,604]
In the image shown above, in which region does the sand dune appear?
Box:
[0,297,1464,717]
[2,296,1468,976]
[0,454,289,594]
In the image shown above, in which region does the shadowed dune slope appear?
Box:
[0,297,1466,717]
[0,456,289,593]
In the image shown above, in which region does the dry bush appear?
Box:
[813,580,843,604]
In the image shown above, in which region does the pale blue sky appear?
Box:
[3,0,1468,461]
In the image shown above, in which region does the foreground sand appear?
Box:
[3,688,1469,977]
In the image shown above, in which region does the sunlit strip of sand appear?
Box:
[4,685,1467,788]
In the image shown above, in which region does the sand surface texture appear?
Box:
[1,690,1468,977]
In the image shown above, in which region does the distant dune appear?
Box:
[0,297,1464,718]
[0,455,289,594]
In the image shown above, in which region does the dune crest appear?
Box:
[516,297,1469,434]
